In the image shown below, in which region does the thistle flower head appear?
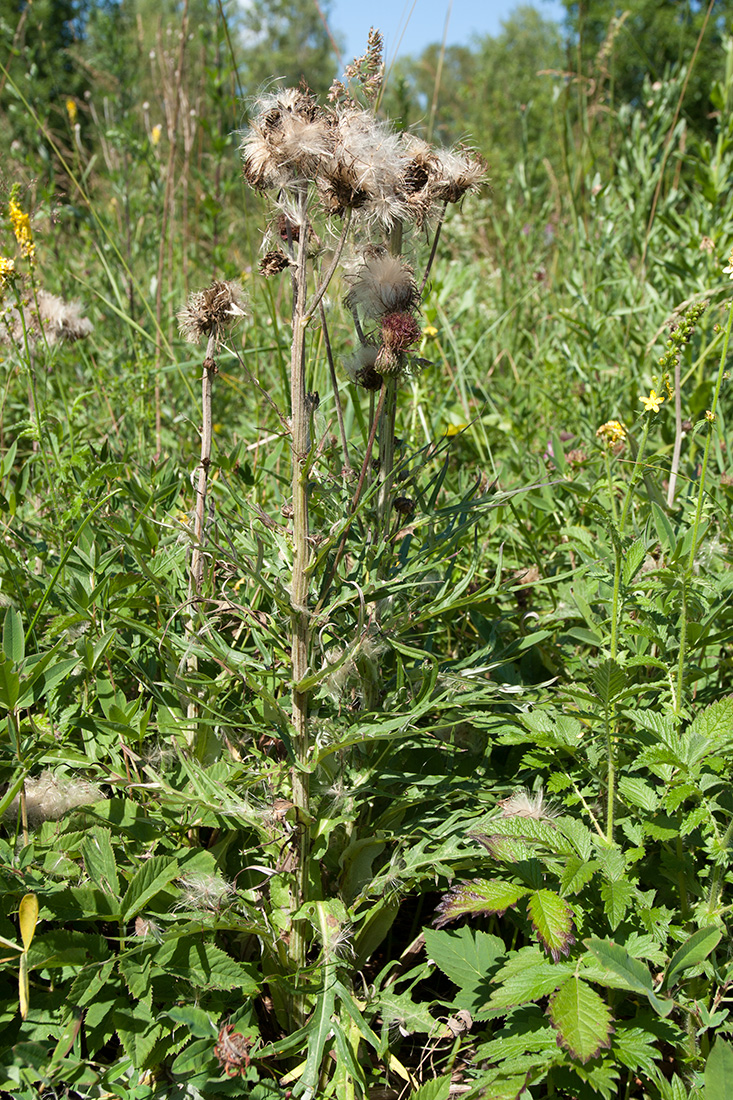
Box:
[380,310,422,353]
[177,279,247,345]
[345,249,419,319]
[322,109,410,226]
[428,145,488,204]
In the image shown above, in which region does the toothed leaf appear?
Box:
[434,879,529,928]
[527,889,575,960]
[548,976,613,1063]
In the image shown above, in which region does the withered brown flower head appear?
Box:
[177,280,247,345]
[259,249,291,276]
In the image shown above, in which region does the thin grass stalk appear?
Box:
[319,300,351,475]
[376,220,404,541]
[190,332,217,594]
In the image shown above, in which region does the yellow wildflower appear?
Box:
[640,390,664,413]
[596,419,626,446]
[0,256,15,285]
[705,409,716,423]
[8,193,35,264]
[151,124,162,146]
[66,98,77,124]
[423,324,439,338]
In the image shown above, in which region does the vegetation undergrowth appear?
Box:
[1,3,733,1099]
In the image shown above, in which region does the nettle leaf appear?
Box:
[689,698,733,746]
[561,857,599,896]
[618,777,659,812]
[433,879,529,928]
[423,926,504,990]
[548,976,613,1063]
[592,659,626,707]
[600,880,635,931]
[527,890,576,961]
[488,946,574,1010]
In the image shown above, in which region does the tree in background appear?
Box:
[238,0,341,98]
[560,0,733,138]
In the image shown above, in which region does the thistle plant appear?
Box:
[238,32,486,988]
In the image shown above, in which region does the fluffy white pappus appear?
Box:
[241,88,333,189]
[177,279,247,345]
[497,787,558,821]
[1,290,93,348]
[176,871,236,911]
[6,770,104,827]
[326,110,410,226]
[345,250,418,319]
[429,146,488,204]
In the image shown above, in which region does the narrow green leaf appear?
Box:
[662,925,722,991]
[18,893,39,951]
[3,608,24,665]
[705,1039,733,1100]
[296,979,336,1098]
[434,879,529,928]
[527,889,576,960]
[548,976,613,1063]
[585,938,672,1016]
[651,501,676,554]
[81,828,120,898]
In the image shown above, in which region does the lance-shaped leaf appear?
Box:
[548,976,614,1063]
[434,879,529,929]
[527,889,576,961]
[585,938,672,1017]
[705,1039,733,1100]
[662,925,722,991]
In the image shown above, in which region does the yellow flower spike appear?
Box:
[151,124,162,146]
[65,98,77,124]
[640,390,664,413]
[8,192,35,264]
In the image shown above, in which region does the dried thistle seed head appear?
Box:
[345,250,419,319]
[429,145,488,204]
[177,280,247,345]
[176,871,236,911]
[0,290,93,347]
[393,496,415,516]
[323,109,411,226]
[259,249,291,276]
[343,343,382,389]
[241,87,333,189]
[5,770,103,826]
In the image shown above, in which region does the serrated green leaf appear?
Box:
[622,538,647,586]
[585,938,672,1016]
[155,939,259,993]
[488,947,574,1010]
[613,1025,661,1077]
[434,879,529,927]
[423,926,504,990]
[548,976,613,1063]
[592,659,626,706]
[618,777,659,811]
[377,989,439,1035]
[527,889,575,960]
[600,879,634,930]
[705,1038,733,1100]
[662,925,721,991]
[114,999,162,1070]
[120,855,179,922]
[689,698,733,745]
[561,857,599,895]
[407,1074,452,1100]
[81,828,120,897]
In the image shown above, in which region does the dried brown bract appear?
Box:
[177,279,247,345]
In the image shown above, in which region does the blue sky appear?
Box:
[327,0,567,65]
